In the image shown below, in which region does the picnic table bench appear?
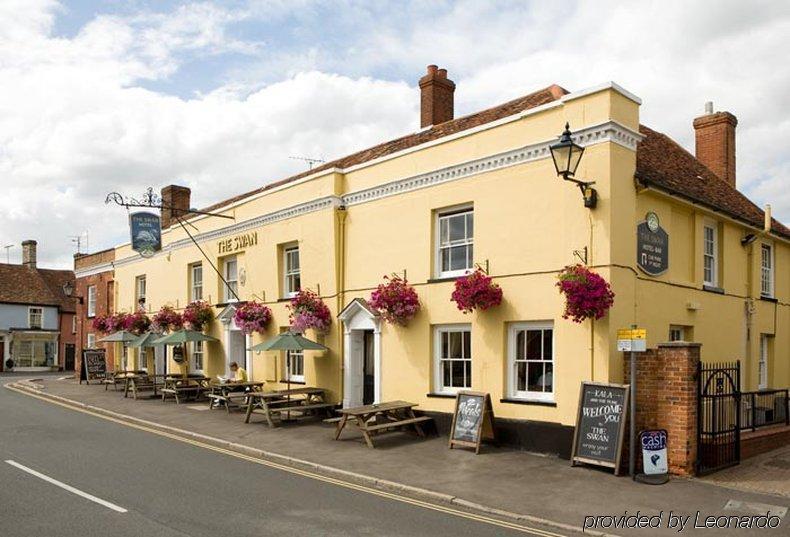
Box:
[244,387,334,427]
[104,370,145,392]
[334,400,432,448]
[125,373,182,399]
[207,381,265,412]
[160,376,210,404]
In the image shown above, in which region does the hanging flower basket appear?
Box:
[556,264,615,323]
[369,275,420,325]
[152,305,184,333]
[233,301,272,335]
[288,289,332,334]
[183,300,214,331]
[126,311,151,334]
[91,314,112,333]
[451,268,503,314]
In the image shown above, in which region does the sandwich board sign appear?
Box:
[80,349,107,385]
[640,429,669,475]
[571,382,629,474]
[449,391,496,454]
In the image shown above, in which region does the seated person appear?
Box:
[228,361,248,383]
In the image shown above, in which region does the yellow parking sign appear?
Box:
[617,327,647,352]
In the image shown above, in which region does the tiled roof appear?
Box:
[0,264,76,312]
[636,125,790,239]
[197,84,569,214]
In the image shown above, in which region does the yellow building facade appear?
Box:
[79,68,789,453]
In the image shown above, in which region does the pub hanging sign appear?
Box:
[636,212,668,276]
[129,211,162,258]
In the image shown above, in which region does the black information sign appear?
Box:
[80,349,107,384]
[129,211,162,258]
[636,218,669,276]
[571,382,630,474]
[449,391,495,454]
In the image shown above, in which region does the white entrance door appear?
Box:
[339,300,381,408]
[228,330,247,376]
[758,335,769,390]
[154,345,165,375]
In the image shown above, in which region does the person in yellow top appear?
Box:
[229,362,248,382]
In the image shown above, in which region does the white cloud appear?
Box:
[1,0,788,268]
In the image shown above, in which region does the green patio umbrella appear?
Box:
[98,330,139,343]
[128,331,163,348]
[250,331,327,420]
[153,330,219,376]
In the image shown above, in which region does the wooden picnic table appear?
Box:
[160,375,211,404]
[104,370,145,392]
[244,387,333,427]
[207,381,265,412]
[124,373,184,399]
[334,401,432,448]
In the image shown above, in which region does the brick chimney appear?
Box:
[419,65,455,128]
[160,185,191,229]
[693,102,738,188]
[22,240,37,269]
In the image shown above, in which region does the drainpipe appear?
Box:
[336,206,348,402]
[744,204,772,390]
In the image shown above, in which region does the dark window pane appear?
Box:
[516,330,525,359]
[451,360,465,387]
[542,362,553,392]
[466,245,473,269]
[441,248,450,272]
[450,246,467,270]
[448,332,462,358]
[526,330,541,360]
[543,329,552,360]
[443,361,451,387]
[527,363,543,392]
[449,214,465,241]
[464,360,472,387]
[463,331,471,358]
[466,213,473,237]
[441,332,448,358]
[517,362,527,391]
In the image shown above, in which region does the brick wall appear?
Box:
[624,342,700,476]
[693,111,737,188]
[74,270,115,375]
[742,426,790,459]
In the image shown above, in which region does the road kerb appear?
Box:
[5,380,620,537]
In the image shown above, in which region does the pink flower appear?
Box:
[183,301,214,331]
[287,290,331,333]
[556,264,615,323]
[451,269,503,314]
[369,275,420,325]
[152,305,184,332]
[233,301,272,335]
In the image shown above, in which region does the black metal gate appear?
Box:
[697,361,741,475]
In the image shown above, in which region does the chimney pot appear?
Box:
[21,240,37,269]
[160,185,191,229]
[693,106,738,188]
[419,64,456,128]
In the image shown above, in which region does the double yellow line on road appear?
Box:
[6,384,570,537]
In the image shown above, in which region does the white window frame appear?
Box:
[191,263,203,301]
[703,222,718,287]
[758,334,769,390]
[286,349,304,382]
[283,245,301,298]
[191,340,204,374]
[223,256,238,302]
[435,206,474,278]
[87,285,97,318]
[760,243,774,298]
[507,322,555,402]
[86,333,96,349]
[135,275,146,307]
[433,324,472,394]
[28,307,43,329]
[139,348,148,371]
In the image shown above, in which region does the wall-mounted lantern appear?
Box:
[549,122,598,208]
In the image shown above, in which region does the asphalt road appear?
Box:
[0,376,562,537]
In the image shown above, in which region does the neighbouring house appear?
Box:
[75,65,789,457]
[72,248,116,376]
[0,240,77,372]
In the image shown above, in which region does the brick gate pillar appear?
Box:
[624,342,700,476]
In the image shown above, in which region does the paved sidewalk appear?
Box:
[703,444,790,498]
[11,376,790,536]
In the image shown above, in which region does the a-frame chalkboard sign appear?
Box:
[80,349,107,385]
[571,381,630,475]
[448,391,496,454]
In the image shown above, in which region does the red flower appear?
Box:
[152,305,183,332]
[451,269,503,314]
[233,301,272,335]
[288,289,331,333]
[556,264,615,323]
[183,301,214,331]
[369,275,420,325]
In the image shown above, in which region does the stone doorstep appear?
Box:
[4,381,611,537]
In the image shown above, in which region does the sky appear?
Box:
[1,0,789,269]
